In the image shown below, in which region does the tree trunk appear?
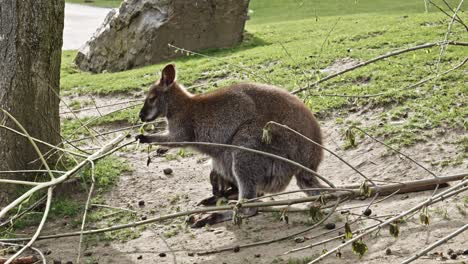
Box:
[0,0,64,205]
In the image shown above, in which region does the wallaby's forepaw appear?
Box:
[197,196,219,206]
[135,134,150,143]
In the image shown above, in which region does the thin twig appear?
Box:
[401,223,468,264]
[1,110,55,180]
[5,188,52,264]
[433,0,465,81]
[168,44,271,84]
[441,0,468,30]
[428,0,468,31]
[351,126,438,178]
[91,204,137,214]
[76,161,96,263]
[0,195,47,228]
[266,121,377,187]
[144,140,335,188]
[0,124,88,158]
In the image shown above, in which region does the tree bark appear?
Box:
[0,0,64,205]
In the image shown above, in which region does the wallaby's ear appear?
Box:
[160,64,176,87]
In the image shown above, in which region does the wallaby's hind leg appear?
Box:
[191,152,259,228]
[295,169,326,196]
[197,170,239,206]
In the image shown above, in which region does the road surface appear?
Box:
[63,3,113,50]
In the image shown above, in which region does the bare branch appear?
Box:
[291,41,468,94]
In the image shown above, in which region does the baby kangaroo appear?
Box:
[137,64,324,227]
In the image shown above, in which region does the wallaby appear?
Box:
[137,64,324,227]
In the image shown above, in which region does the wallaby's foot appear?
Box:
[187,212,233,228]
[135,134,150,143]
[187,208,258,228]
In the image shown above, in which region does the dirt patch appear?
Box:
[320,57,361,75]
[20,107,466,264]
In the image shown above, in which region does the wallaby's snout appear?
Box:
[139,108,149,122]
[139,64,177,122]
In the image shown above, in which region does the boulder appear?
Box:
[75,0,250,73]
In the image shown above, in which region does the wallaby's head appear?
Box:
[139,64,177,122]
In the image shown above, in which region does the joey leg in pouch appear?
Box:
[191,151,260,228]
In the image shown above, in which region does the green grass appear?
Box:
[61,1,467,150]
[248,0,466,24]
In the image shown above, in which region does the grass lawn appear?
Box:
[61,0,467,149]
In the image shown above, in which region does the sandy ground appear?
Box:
[8,100,465,264]
[63,3,112,50]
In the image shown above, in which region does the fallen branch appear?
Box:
[0,173,464,243]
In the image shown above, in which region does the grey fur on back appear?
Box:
[168,83,323,195]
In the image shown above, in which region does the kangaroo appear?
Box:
[137,64,324,227]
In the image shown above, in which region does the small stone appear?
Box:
[137,255,143,260]
[254,254,261,258]
[159,253,167,257]
[450,254,457,260]
[463,249,468,255]
[214,230,223,234]
[163,168,173,175]
[385,248,392,255]
[138,200,145,207]
[233,246,240,253]
[44,249,52,255]
[187,252,194,257]
[141,215,148,220]
[363,208,372,216]
[325,223,336,230]
[294,237,305,243]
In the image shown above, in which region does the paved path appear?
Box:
[63,3,112,50]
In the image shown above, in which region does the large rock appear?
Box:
[75,0,250,73]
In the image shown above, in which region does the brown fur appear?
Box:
[138,64,324,227]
